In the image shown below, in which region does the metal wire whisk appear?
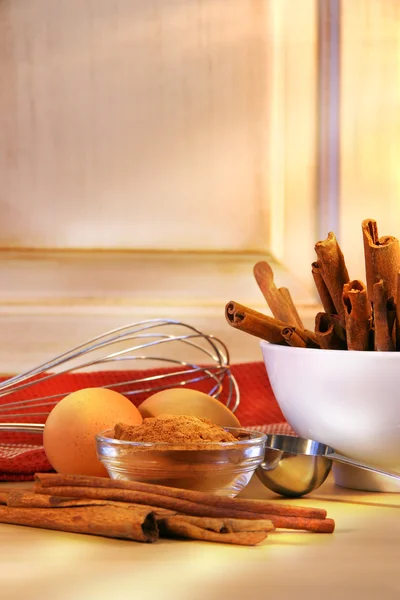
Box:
[0,319,239,434]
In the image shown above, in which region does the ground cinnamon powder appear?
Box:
[114,415,237,444]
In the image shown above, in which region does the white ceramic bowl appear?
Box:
[260,342,400,478]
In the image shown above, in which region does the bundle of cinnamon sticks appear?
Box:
[0,473,335,546]
[226,218,400,351]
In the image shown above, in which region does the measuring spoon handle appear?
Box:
[330,453,400,482]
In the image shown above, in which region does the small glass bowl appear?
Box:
[96,427,266,497]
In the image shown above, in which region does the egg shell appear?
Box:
[43,387,142,476]
[138,388,241,427]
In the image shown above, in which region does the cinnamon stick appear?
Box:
[33,484,301,522]
[171,514,335,534]
[159,517,268,546]
[329,314,347,341]
[281,326,319,349]
[279,288,304,324]
[37,487,332,532]
[6,490,118,509]
[311,261,336,315]
[314,313,347,350]
[342,280,372,351]
[6,490,175,518]
[0,489,11,505]
[269,516,335,533]
[373,280,395,351]
[161,515,275,534]
[225,302,318,348]
[396,273,400,349]
[0,504,158,542]
[225,301,287,345]
[34,483,253,517]
[32,475,334,535]
[314,232,350,326]
[253,261,304,329]
[281,327,307,348]
[362,219,400,303]
[387,297,396,344]
[35,473,328,519]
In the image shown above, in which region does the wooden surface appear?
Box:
[1,475,399,600]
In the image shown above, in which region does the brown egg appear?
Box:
[43,387,143,476]
[138,388,241,427]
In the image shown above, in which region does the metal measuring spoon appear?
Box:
[256,433,400,497]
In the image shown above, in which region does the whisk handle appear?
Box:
[0,423,45,434]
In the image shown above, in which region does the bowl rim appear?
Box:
[260,339,400,357]
[96,426,267,449]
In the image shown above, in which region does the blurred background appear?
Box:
[1,0,400,371]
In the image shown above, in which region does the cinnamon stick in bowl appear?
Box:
[362,219,400,304]
[311,261,336,315]
[373,280,395,351]
[314,313,346,350]
[281,327,307,348]
[387,297,396,343]
[342,280,372,351]
[396,272,400,349]
[253,261,304,329]
[281,327,319,349]
[225,301,319,348]
[314,232,350,326]
[225,301,287,345]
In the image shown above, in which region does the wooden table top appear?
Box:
[1,475,399,600]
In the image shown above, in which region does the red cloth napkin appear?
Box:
[0,362,287,481]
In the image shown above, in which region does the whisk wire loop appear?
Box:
[0,320,239,433]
